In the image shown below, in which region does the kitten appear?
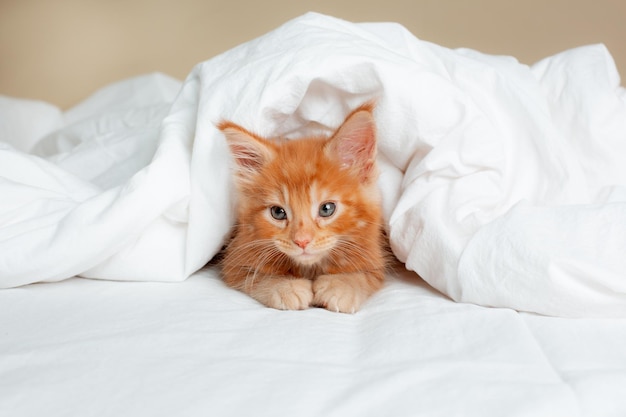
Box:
[218,103,386,313]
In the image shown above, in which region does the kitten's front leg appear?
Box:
[248,276,314,311]
[313,272,384,314]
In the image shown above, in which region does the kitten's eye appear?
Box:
[319,202,336,218]
[270,206,287,220]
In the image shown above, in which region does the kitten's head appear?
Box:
[219,103,381,268]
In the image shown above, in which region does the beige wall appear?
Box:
[1,0,624,109]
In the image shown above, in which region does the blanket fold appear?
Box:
[1,13,625,317]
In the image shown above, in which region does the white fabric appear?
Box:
[1,265,625,417]
[1,13,626,317]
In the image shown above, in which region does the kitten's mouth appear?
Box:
[293,250,323,265]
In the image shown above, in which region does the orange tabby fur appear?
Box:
[218,103,385,313]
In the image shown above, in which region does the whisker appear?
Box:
[221,237,294,291]
[331,235,386,272]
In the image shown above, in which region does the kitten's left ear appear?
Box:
[326,103,377,182]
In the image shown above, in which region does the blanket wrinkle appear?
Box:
[1,13,625,317]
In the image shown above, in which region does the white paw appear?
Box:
[312,274,367,314]
[261,278,314,310]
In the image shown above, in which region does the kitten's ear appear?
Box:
[218,121,274,180]
[326,103,377,182]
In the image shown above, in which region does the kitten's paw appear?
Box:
[313,274,370,314]
[258,278,313,311]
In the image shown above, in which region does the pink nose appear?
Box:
[294,238,310,249]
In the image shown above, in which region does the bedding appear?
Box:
[2,266,626,416]
[1,12,626,415]
[1,13,626,317]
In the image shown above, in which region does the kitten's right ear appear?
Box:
[218,121,274,179]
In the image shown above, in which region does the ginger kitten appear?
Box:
[218,103,386,313]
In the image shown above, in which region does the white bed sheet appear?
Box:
[1,265,625,417]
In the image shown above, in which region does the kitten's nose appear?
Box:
[294,238,310,249]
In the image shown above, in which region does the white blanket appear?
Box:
[1,13,625,317]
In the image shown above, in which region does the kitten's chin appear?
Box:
[291,252,324,266]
